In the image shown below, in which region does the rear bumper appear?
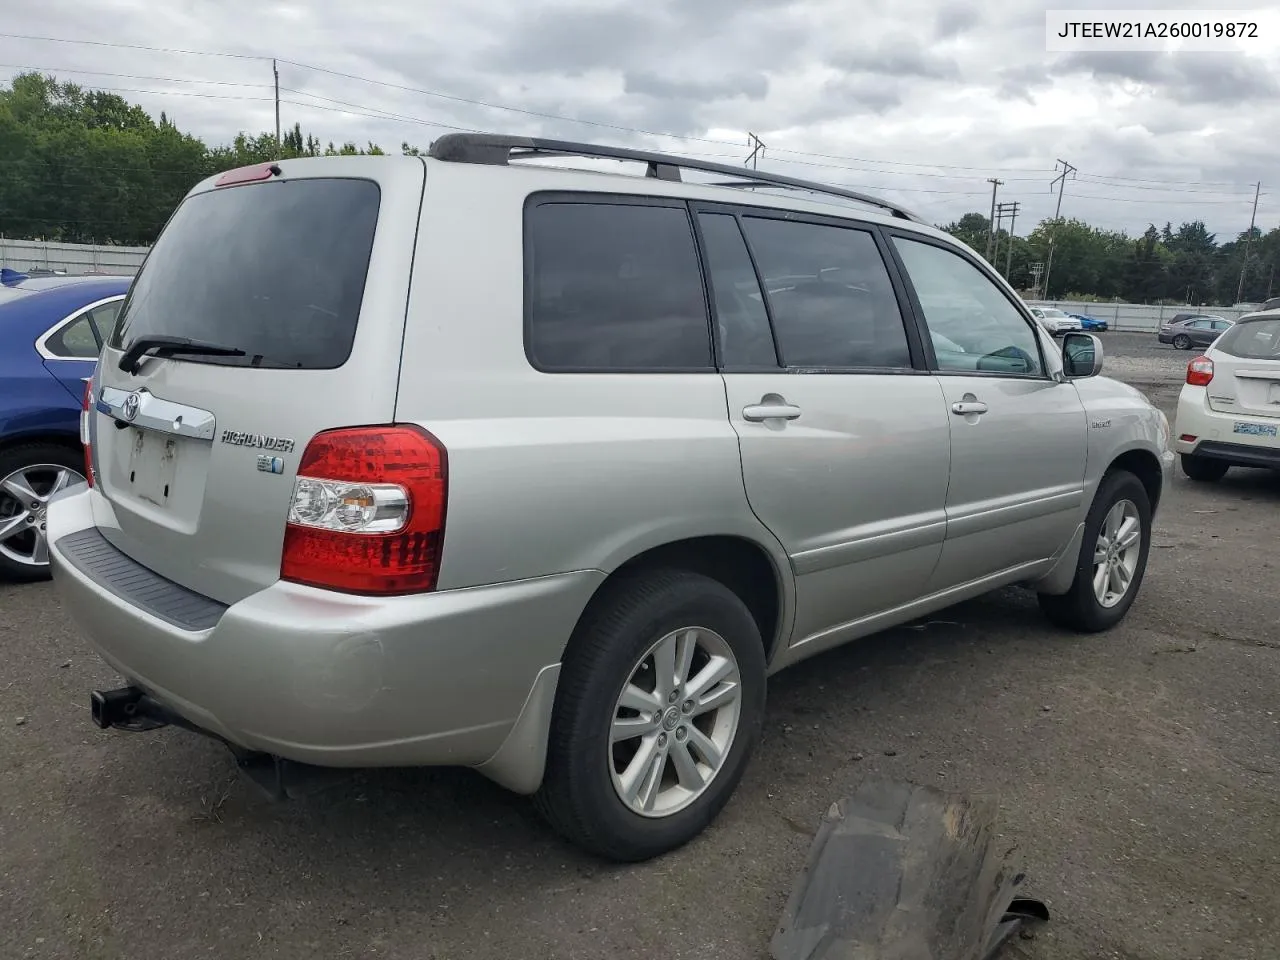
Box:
[48,486,603,777]
[1173,387,1280,466]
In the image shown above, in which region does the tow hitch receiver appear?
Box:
[91,686,176,732]
[90,685,352,801]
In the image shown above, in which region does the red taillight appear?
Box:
[80,379,94,488]
[1186,356,1214,386]
[280,425,448,595]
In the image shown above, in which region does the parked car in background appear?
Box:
[1028,306,1083,335]
[0,271,132,581]
[1068,311,1109,332]
[1157,314,1233,350]
[1259,297,1280,312]
[1174,309,1280,480]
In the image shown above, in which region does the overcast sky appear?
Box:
[3,0,1278,241]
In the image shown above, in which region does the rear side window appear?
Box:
[739,216,911,369]
[47,314,101,358]
[109,178,380,369]
[1215,318,1280,359]
[526,200,712,371]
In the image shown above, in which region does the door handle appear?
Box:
[743,402,802,422]
[951,400,988,415]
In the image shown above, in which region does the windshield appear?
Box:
[1039,309,1068,318]
[109,177,380,369]
[1215,318,1280,360]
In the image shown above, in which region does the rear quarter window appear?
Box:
[109,177,380,369]
[525,198,713,371]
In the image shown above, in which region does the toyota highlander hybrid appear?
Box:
[48,134,1174,861]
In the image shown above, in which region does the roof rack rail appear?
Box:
[427,133,929,224]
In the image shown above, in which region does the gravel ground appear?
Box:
[2,333,1277,960]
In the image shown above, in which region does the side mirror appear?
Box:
[1062,332,1103,379]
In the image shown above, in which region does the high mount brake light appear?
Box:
[215,162,281,186]
[80,379,94,488]
[1186,356,1214,387]
[280,425,448,595]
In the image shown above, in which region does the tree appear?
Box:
[0,71,394,245]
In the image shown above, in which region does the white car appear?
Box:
[1173,310,1280,481]
[1028,306,1084,335]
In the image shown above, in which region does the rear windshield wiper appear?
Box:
[118,335,246,375]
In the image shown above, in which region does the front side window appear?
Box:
[892,237,1043,377]
[526,201,712,371]
[739,216,912,369]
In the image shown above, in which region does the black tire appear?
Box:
[534,568,767,862]
[0,442,84,583]
[1180,453,1229,483]
[1037,470,1152,633]
[1172,334,1191,350]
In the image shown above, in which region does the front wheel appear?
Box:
[1180,454,1229,482]
[1038,470,1152,633]
[534,569,767,862]
[1173,334,1191,349]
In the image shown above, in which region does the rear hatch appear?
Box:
[1206,315,1280,420]
[87,157,425,605]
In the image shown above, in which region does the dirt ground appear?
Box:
[1,333,1277,960]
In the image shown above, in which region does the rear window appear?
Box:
[109,178,380,369]
[1215,318,1280,360]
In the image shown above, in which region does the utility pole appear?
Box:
[1030,261,1045,298]
[273,58,281,159]
[1041,159,1076,298]
[745,133,766,170]
[1236,181,1261,305]
[996,201,1020,279]
[985,178,1003,261]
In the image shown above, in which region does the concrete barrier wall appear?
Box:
[1027,300,1256,333]
[0,238,148,276]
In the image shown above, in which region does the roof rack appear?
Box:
[427,133,929,224]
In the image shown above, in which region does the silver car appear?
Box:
[48,135,1174,862]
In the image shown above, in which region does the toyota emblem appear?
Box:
[122,392,140,421]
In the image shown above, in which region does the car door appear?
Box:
[1208,318,1233,344]
[37,297,123,399]
[1184,319,1215,346]
[885,232,1088,592]
[695,205,951,651]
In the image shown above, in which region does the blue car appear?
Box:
[0,269,133,580]
[1068,312,1109,332]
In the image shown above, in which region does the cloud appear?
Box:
[2,0,1279,237]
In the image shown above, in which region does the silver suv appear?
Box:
[49,134,1174,862]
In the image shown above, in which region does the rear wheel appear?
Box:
[1180,454,1229,483]
[0,444,84,582]
[1038,470,1151,633]
[1173,334,1191,349]
[534,569,766,862]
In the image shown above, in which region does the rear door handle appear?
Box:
[743,403,802,422]
[951,400,988,415]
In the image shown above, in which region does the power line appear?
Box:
[0,32,267,60]
[0,63,273,89]
[1,34,1252,190]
